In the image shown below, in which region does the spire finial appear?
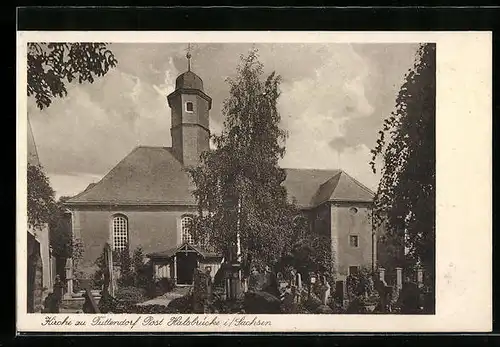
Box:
[186,43,192,71]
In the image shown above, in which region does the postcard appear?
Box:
[17,31,492,333]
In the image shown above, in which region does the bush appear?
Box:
[150,278,175,297]
[132,247,153,289]
[117,249,135,287]
[314,304,333,314]
[212,297,245,314]
[92,245,156,298]
[303,293,323,312]
[116,304,178,314]
[115,286,147,304]
[244,291,281,314]
[328,301,347,314]
[167,293,193,313]
[98,292,121,313]
[345,267,380,312]
[279,291,311,314]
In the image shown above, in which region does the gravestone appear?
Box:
[296,273,302,291]
[335,280,345,303]
[79,279,100,313]
[379,267,386,283]
[396,267,403,291]
[64,258,73,298]
[289,268,297,287]
[320,279,331,305]
[417,268,424,288]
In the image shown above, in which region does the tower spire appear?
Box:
[186,43,192,71]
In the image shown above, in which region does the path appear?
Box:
[137,286,191,307]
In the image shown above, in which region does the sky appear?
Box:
[27,43,420,199]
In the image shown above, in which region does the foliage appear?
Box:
[152,278,176,297]
[187,48,303,266]
[67,235,86,292]
[167,293,194,313]
[328,301,347,314]
[27,163,56,231]
[93,245,155,296]
[132,247,153,289]
[281,298,310,314]
[114,286,147,304]
[71,237,85,269]
[92,246,108,290]
[28,43,118,110]
[99,291,179,313]
[346,267,380,312]
[370,43,436,284]
[285,233,332,283]
[192,268,213,313]
[303,292,323,313]
[48,196,72,258]
[212,297,246,314]
[346,268,380,313]
[114,303,178,314]
[243,290,281,314]
[117,248,134,287]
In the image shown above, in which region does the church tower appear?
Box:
[167,46,212,167]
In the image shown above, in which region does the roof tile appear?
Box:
[66,146,196,205]
[66,146,375,208]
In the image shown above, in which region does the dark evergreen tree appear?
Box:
[370,43,436,287]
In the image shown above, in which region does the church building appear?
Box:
[65,55,385,289]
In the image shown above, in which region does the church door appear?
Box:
[176,252,198,285]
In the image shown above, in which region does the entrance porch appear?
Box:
[148,242,222,286]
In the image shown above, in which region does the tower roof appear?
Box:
[175,70,204,91]
[28,118,40,166]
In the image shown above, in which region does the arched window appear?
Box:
[185,101,194,112]
[112,215,128,251]
[181,216,195,245]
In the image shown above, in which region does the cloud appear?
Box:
[27,43,419,198]
[278,44,375,174]
[29,58,179,176]
[340,144,381,191]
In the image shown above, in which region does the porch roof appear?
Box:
[147,242,220,260]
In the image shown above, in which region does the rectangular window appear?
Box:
[185,101,194,112]
[348,266,359,276]
[349,235,359,248]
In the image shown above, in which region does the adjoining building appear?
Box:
[27,119,56,312]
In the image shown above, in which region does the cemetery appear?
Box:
[44,241,431,315]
